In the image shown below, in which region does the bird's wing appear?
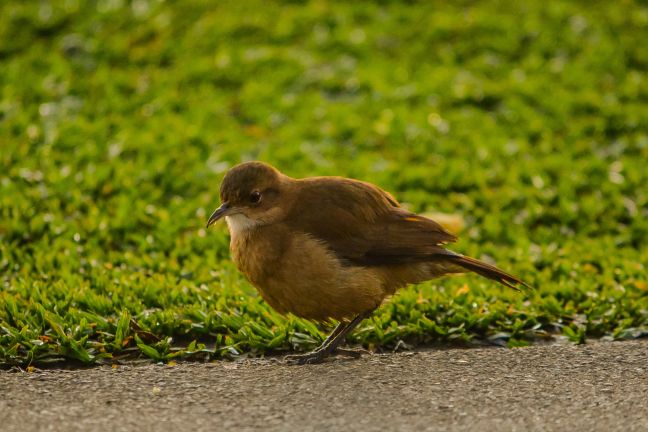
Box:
[288,177,457,266]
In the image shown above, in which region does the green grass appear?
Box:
[1,0,647,366]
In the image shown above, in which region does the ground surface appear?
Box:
[1,340,646,432]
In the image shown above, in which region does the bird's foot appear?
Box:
[284,350,330,365]
[335,347,369,358]
[283,347,368,365]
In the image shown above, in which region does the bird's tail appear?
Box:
[446,254,529,291]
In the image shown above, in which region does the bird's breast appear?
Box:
[229,228,279,288]
[228,225,387,321]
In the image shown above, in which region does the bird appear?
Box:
[206,161,528,364]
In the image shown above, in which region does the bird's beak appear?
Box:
[206,202,231,228]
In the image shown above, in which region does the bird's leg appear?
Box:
[311,320,350,353]
[283,321,349,364]
[284,310,373,365]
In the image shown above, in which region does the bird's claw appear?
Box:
[283,350,329,365]
[283,347,368,365]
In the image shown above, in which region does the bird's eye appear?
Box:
[249,191,261,204]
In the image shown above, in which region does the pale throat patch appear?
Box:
[225,214,259,236]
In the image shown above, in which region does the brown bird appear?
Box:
[207,161,528,364]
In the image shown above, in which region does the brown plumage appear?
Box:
[207,161,528,363]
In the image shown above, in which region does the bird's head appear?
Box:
[206,161,288,232]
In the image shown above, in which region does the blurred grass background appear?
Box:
[1,0,646,366]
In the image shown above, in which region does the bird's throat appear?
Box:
[225,214,259,237]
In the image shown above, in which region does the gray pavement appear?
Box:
[1,340,647,431]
